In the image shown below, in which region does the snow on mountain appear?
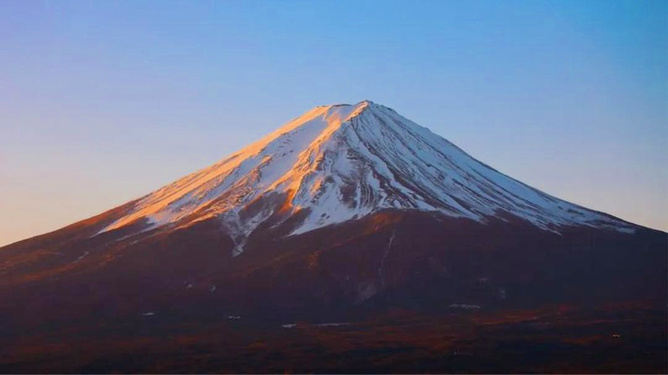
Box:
[99,100,634,254]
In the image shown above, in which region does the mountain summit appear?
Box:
[101,100,632,255]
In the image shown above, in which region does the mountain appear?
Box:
[102,100,632,252]
[1,101,665,373]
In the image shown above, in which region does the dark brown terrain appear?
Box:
[0,206,665,373]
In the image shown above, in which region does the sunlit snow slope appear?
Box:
[100,101,633,254]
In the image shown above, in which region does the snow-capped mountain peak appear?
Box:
[100,100,634,254]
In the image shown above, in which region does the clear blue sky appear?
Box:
[1,0,666,246]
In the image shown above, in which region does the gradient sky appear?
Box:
[1,0,666,246]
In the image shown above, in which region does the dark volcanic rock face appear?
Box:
[1,209,665,325]
[0,209,665,373]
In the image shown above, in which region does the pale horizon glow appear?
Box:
[1,0,666,247]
